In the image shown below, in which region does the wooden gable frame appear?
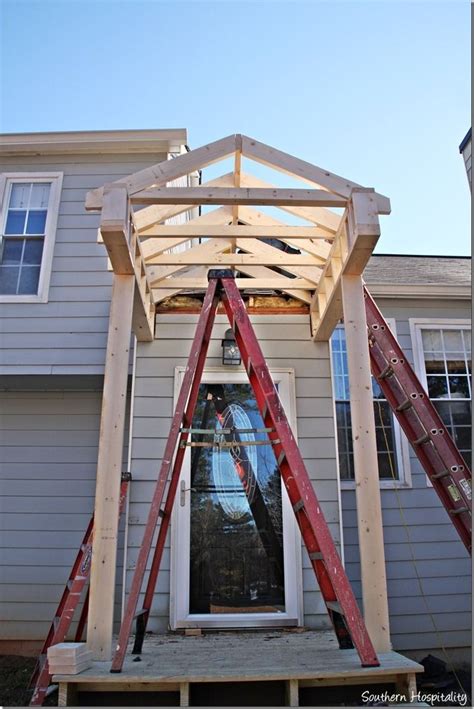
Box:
[86,133,390,343]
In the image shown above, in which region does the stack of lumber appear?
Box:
[47,643,93,675]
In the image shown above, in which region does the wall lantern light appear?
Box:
[221,328,241,365]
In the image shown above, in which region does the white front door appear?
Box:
[170,367,302,629]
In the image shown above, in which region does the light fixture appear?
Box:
[221,328,241,365]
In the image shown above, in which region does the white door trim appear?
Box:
[169,366,303,629]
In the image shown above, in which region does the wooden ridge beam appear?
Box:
[240,134,391,214]
[86,134,238,210]
[140,224,331,239]
[131,187,347,207]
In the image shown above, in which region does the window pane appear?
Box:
[462,330,471,354]
[422,329,442,352]
[5,211,26,234]
[23,240,44,265]
[443,330,463,351]
[448,376,470,399]
[30,183,51,209]
[18,266,40,294]
[426,375,448,398]
[0,266,19,294]
[9,183,31,208]
[425,353,445,374]
[26,210,47,234]
[446,358,467,375]
[2,239,23,264]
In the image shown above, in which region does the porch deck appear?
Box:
[53,630,423,706]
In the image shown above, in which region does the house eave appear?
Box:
[367,283,471,300]
[0,128,188,156]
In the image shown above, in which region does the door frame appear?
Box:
[169,366,303,629]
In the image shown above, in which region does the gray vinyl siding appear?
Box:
[0,152,166,375]
[341,297,471,652]
[127,313,342,633]
[0,381,128,640]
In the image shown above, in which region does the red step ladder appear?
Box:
[29,474,130,706]
[111,271,380,672]
[364,287,472,552]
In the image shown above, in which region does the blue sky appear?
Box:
[0,0,470,255]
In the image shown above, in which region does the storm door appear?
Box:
[170,369,302,628]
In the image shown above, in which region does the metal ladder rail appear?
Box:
[220,274,379,667]
[364,287,472,553]
[29,476,130,706]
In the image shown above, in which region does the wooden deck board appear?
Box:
[53,630,422,685]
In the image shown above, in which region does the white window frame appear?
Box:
[0,172,63,303]
[409,318,472,487]
[169,366,303,630]
[330,320,412,490]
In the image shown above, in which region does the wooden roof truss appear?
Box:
[86,134,390,342]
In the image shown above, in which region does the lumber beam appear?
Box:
[87,274,135,660]
[341,273,391,652]
[239,173,341,233]
[147,238,232,283]
[310,190,381,341]
[134,175,235,233]
[148,252,324,267]
[131,187,347,207]
[85,134,238,210]
[100,184,134,274]
[235,237,322,284]
[240,134,391,214]
[152,277,315,291]
[98,185,155,340]
[139,224,331,239]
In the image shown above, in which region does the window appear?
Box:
[0,173,63,301]
[412,322,472,470]
[331,324,407,484]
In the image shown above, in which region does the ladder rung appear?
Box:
[396,398,412,412]
[293,499,304,513]
[309,551,324,561]
[379,365,394,380]
[413,433,431,446]
[450,507,469,516]
[158,509,166,519]
[431,469,450,480]
[277,451,286,466]
[326,601,343,615]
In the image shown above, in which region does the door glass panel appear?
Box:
[189,382,285,615]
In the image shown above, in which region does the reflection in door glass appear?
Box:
[190,383,285,615]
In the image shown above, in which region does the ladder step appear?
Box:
[396,398,412,412]
[309,551,324,561]
[326,601,343,615]
[293,499,304,513]
[413,433,431,446]
[431,469,451,480]
[450,507,469,516]
[378,365,394,380]
[277,451,286,466]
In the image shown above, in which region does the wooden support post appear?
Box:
[179,682,190,707]
[340,274,391,653]
[395,672,417,702]
[285,679,299,707]
[87,274,135,660]
[58,682,78,707]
